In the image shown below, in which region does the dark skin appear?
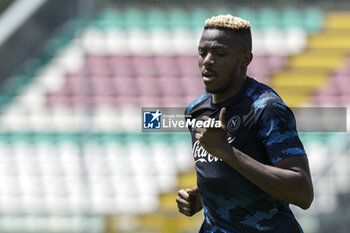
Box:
[176,28,314,217]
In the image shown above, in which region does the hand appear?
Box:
[195,107,232,159]
[176,187,202,216]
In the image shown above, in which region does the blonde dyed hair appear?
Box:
[203,14,252,52]
[205,14,251,30]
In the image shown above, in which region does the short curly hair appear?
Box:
[205,14,251,30]
[204,14,252,52]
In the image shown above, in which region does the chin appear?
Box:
[204,88,215,94]
[204,84,215,93]
[204,86,224,94]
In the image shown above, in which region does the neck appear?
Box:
[211,76,246,104]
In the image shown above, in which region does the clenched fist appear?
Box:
[195,107,232,160]
[176,187,202,216]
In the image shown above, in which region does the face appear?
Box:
[198,28,250,95]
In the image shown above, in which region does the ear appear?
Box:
[241,52,253,69]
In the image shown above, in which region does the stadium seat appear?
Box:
[136,77,162,97]
[132,56,158,77]
[128,29,153,55]
[146,8,169,30]
[325,12,350,30]
[191,8,211,31]
[304,7,324,33]
[177,56,200,76]
[281,7,304,30]
[150,29,176,55]
[105,28,130,55]
[124,8,147,30]
[110,56,136,77]
[95,9,124,30]
[154,56,180,77]
[168,8,190,30]
[258,7,281,29]
[235,8,257,29]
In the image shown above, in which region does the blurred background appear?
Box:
[0,0,349,232]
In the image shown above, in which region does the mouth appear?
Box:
[202,75,217,82]
[202,71,218,83]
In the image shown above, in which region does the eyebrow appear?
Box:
[198,44,229,50]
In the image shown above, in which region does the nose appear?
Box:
[202,53,215,66]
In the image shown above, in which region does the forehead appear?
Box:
[199,28,236,48]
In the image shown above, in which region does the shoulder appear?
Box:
[245,78,295,126]
[253,91,297,139]
[253,92,286,114]
[185,92,211,115]
[245,77,282,105]
[244,77,287,113]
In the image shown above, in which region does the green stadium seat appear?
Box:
[147,133,169,145]
[281,7,304,30]
[0,94,15,112]
[95,9,124,30]
[212,7,234,16]
[191,7,210,31]
[2,75,34,95]
[170,132,191,145]
[258,7,281,30]
[100,133,125,146]
[168,8,191,30]
[31,132,56,145]
[124,8,147,30]
[146,8,169,30]
[300,133,338,147]
[44,36,72,58]
[304,7,324,33]
[124,132,147,145]
[22,57,42,76]
[54,19,87,39]
[6,132,32,145]
[0,133,12,144]
[235,8,258,30]
[55,133,80,146]
[80,133,101,145]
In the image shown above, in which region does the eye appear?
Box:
[198,49,207,57]
[216,51,228,57]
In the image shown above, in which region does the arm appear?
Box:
[196,108,314,209]
[221,146,313,209]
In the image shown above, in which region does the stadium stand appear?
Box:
[0,3,349,233]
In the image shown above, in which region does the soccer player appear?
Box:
[176,15,313,232]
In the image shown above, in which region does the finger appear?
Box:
[176,196,192,208]
[177,203,194,212]
[178,206,192,213]
[201,115,210,121]
[177,201,196,216]
[178,207,194,216]
[177,197,198,217]
[201,117,216,129]
[178,189,190,200]
[178,201,198,212]
[195,128,206,141]
[186,188,195,196]
[186,188,200,197]
[195,127,206,134]
[219,107,227,131]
